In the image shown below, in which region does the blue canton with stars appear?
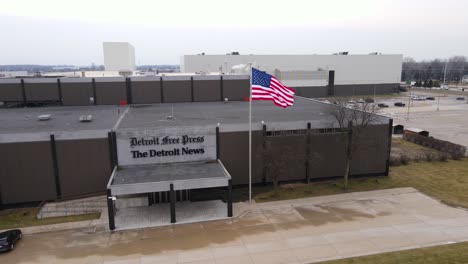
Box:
[252,68,272,88]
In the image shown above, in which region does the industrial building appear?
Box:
[103,42,136,72]
[0,76,392,230]
[181,53,403,97]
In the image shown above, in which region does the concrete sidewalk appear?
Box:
[2,187,468,263]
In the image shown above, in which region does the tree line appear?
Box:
[402,56,467,83]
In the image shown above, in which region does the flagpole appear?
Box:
[248,62,252,203]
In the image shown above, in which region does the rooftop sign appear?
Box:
[116,126,216,166]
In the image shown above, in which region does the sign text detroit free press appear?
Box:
[130,135,205,158]
[116,127,216,166]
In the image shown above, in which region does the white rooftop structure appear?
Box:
[181,53,403,87]
[103,42,136,72]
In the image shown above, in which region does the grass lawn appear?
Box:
[254,158,468,207]
[318,241,468,264]
[0,207,100,230]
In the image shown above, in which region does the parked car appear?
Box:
[456,97,465,101]
[377,103,389,108]
[394,102,406,107]
[0,229,22,252]
[364,98,375,103]
[411,96,425,101]
[356,99,365,103]
[426,96,435,100]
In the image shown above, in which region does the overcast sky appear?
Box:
[1,0,467,65]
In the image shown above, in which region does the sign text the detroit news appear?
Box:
[129,135,205,159]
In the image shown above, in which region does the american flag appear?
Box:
[251,68,295,108]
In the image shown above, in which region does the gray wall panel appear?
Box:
[265,135,307,182]
[56,138,111,197]
[219,131,263,185]
[95,82,127,105]
[294,86,328,98]
[193,80,221,102]
[334,83,399,96]
[0,141,56,204]
[0,83,23,102]
[308,133,348,178]
[222,79,249,101]
[163,80,192,102]
[61,82,93,106]
[25,83,59,101]
[350,124,390,175]
[131,81,161,104]
[220,124,389,185]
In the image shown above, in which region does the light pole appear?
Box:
[438,60,448,112]
[407,86,411,120]
[443,60,448,86]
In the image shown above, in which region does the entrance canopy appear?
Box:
[107,160,231,196]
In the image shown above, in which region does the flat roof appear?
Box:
[0,105,125,142]
[0,97,389,141]
[118,97,388,132]
[0,105,124,134]
[108,161,231,195]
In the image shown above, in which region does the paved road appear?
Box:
[2,188,468,264]
[378,93,468,148]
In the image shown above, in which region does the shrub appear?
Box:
[452,152,465,160]
[425,152,437,162]
[389,154,402,166]
[438,153,448,162]
[400,155,410,165]
[403,133,467,160]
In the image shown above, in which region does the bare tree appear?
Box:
[402,56,467,83]
[327,97,349,128]
[327,98,381,189]
[327,97,380,127]
[264,140,297,188]
[349,102,381,127]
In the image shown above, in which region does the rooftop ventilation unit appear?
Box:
[165,105,175,120]
[38,114,51,121]
[79,115,93,122]
[369,52,381,55]
[338,52,349,55]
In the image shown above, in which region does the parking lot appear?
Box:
[375,90,468,148]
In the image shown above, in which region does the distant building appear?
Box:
[103,42,136,72]
[181,53,403,97]
[0,71,28,78]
